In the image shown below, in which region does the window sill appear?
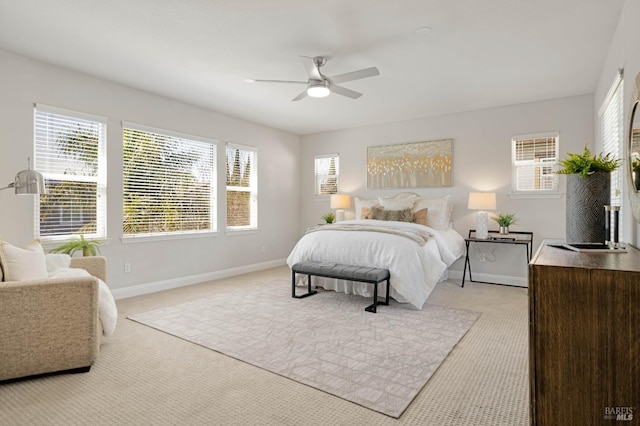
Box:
[225,228,259,236]
[40,238,111,251]
[121,231,218,244]
[508,192,563,199]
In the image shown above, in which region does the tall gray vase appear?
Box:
[566,172,610,243]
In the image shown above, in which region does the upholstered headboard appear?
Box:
[354,192,453,230]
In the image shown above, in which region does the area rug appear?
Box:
[128,280,479,418]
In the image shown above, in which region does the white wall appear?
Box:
[4,0,632,293]
[0,49,301,296]
[301,95,594,282]
[595,0,640,247]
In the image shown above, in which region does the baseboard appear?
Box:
[447,270,528,287]
[112,258,288,300]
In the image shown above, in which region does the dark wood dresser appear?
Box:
[529,241,640,425]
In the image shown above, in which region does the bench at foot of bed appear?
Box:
[290,261,391,313]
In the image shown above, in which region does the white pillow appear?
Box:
[354,197,379,219]
[0,240,49,281]
[412,195,453,230]
[392,192,419,201]
[378,195,416,211]
[46,253,72,274]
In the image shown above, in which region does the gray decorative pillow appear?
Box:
[370,206,414,222]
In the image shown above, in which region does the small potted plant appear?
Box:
[492,213,518,235]
[321,212,335,224]
[51,235,103,257]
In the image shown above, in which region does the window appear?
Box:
[511,133,559,193]
[34,105,107,240]
[600,72,624,234]
[122,123,216,237]
[315,154,339,196]
[226,143,257,231]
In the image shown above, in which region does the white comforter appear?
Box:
[286,219,465,310]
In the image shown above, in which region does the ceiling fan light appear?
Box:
[307,82,330,98]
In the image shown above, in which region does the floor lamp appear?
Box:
[330,194,350,222]
[468,192,496,239]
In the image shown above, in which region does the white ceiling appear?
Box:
[0,0,625,135]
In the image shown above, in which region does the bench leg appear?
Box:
[385,278,390,305]
[364,279,390,313]
[365,280,379,313]
[291,271,318,299]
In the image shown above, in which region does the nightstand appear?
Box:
[461,229,533,287]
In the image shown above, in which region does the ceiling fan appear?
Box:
[245,56,380,101]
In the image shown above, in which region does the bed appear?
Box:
[286,193,465,310]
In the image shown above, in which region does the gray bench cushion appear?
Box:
[291,261,391,313]
[292,261,389,283]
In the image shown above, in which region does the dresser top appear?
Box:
[532,240,640,273]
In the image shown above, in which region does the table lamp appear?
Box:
[330,194,350,222]
[468,192,496,239]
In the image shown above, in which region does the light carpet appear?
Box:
[128,279,479,418]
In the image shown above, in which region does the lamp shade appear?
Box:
[14,169,46,194]
[330,194,351,209]
[468,192,496,211]
[0,158,47,195]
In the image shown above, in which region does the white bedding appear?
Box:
[286,219,465,310]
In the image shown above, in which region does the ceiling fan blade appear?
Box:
[330,84,362,99]
[252,79,307,84]
[292,90,308,102]
[329,67,379,84]
[299,56,323,81]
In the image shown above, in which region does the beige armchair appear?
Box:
[0,256,106,382]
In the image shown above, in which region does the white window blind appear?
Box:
[34,105,107,240]
[315,154,339,196]
[226,143,257,230]
[122,123,216,237]
[511,133,559,193]
[600,74,624,235]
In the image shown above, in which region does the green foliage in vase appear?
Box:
[492,213,518,227]
[556,145,621,178]
[633,158,640,172]
[50,235,102,257]
[321,212,335,224]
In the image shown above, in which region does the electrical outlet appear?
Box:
[124,262,131,273]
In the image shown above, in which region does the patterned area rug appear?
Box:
[128,280,479,418]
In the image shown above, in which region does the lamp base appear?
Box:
[335,209,345,222]
[476,211,489,239]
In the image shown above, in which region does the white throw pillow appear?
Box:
[378,195,416,211]
[0,240,49,281]
[412,195,453,230]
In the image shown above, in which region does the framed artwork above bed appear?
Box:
[367,138,452,189]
